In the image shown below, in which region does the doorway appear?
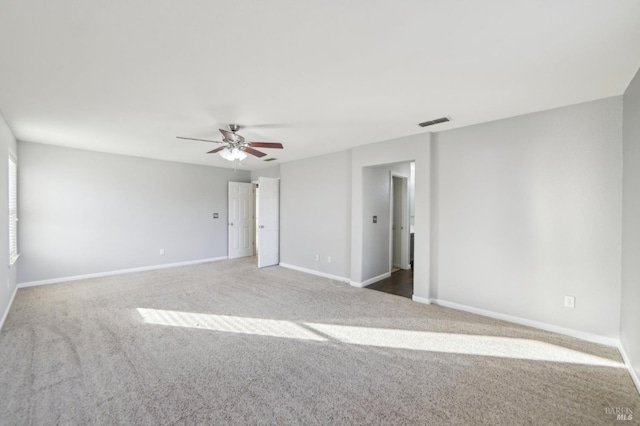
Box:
[366,164,414,299]
[228,177,280,267]
[389,172,410,274]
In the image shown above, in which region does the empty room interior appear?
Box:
[1,1,640,424]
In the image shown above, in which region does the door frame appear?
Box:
[389,172,410,273]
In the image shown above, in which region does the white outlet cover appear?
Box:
[564,296,575,308]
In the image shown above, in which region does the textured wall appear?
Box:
[433,97,623,337]
[621,68,640,384]
[17,142,250,283]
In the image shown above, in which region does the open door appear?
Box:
[228,182,255,259]
[258,177,280,268]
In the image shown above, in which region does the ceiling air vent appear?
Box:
[418,117,450,127]
[264,158,277,162]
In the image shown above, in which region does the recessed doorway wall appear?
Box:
[350,133,431,303]
[360,162,412,286]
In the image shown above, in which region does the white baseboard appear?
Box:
[431,298,620,348]
[17,257,228,288]
[424,297,638,394]
[352,272,391,288]
[0,284,19,332]
[618,342,640,396]
[412,294,432,305]
[278,263,350,283]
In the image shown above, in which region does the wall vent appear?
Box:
[264,158,277,162]
[418,117,450,127]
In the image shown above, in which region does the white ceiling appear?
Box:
[1,1,639,170]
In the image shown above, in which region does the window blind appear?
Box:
[8,154,18,265]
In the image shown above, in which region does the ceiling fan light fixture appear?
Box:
[219,147,247,161]
[178,124,283,160]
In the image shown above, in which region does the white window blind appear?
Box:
[8,154,18,265]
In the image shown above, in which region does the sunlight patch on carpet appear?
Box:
[136,308,623,367]
[304,323,625,368]
[136,308,326,341]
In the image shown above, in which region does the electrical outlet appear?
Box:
[564,295,575,308]
[327,256,331,263]
[160,249,165,255]
[315,254,319,261]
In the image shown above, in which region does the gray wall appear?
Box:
[251,165,280,181]
[362,162,411,281]
[280,150,351,279]
[433,97,623,337]
[0,112,18,327]
[18,142,250,283]
[621,68,640,383]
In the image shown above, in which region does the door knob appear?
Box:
[230,223,234,226]
[260,225,265,229]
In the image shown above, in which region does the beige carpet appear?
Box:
[0,257,638,425]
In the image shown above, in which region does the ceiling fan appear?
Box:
[177,124,283,161]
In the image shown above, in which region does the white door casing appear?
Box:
[228,182,254,259]
[258,177,280,268]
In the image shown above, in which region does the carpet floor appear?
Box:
[0,257,638,425]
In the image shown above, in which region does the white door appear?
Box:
[258,177,280,268]
[228,182,254,259]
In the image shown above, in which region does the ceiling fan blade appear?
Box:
[177,136,224,144]
[219,128,235,141]
[248,142,284,149]
[206,147,226,154]
[241,147,267,158]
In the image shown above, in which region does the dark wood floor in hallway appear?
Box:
[365,268,413,299]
